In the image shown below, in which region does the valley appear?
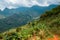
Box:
[0,5,60,40]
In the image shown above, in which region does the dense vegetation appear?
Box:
[0,5,60,40]
[0,5,57,32]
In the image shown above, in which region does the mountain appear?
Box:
[0,5,57,19]
[0,5,58,32]
[0,13,32,32]
[0,5,60,40]
[0,15,5,19]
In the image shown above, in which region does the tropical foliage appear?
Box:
[0,5,60,40]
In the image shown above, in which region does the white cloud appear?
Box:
[0,0,60,10]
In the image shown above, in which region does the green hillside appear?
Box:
[0,5,60,40]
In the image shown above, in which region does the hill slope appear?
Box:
[0,5,57,32]
[0,5,60,40]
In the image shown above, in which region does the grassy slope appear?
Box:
[0,5,60,40]
[40,5,60,35]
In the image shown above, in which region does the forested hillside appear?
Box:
[0,5,57,32]
[0,5,60,40]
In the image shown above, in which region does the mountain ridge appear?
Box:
[0,5,60,40]
[0,5,58,32]
[0,5,57,19]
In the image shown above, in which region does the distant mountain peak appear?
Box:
[0,4,58,19]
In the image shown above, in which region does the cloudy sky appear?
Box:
[0,0,60,10]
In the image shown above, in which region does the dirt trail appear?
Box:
[48,35,59,40]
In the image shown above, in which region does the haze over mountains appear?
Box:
[0,5,57,32]
[0,5,57,19]
[0,0,60,10]
[0,5,60,40]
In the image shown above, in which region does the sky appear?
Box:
[0,0,60,10]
